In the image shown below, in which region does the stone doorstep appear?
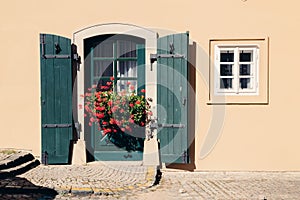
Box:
[0,152,34,171]
[0,159,40,179]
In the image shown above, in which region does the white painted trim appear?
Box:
[73,23,158,140]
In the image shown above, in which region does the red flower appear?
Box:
[129,118,134,123]
[102,121,108,125]
[110,118,116,125]
[108,101,113,106]
[140,122,145,127]
[127,81,131,85]
[141,89,146,93]
[96,106,105,111]
[136,100,141,105]
[106,81,112,86]
[97,113,105,119]
[110,77,115,81]
[129,103,134,108]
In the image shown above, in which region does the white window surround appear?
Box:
[214,44,260,96]
[73,23,158,139]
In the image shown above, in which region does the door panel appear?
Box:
[40,34,73,164]
[157,33,189,163]
[84,35,145,161]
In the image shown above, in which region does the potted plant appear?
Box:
[84,77,152,151]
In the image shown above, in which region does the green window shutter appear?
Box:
[40,34,73,164]
[157,32,189,163]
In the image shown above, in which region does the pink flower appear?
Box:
[129,103,134,108]
[111,106,118,112]
[141,89,146,93]
[130,85,135,91]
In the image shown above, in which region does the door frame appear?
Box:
[73,23,158,144]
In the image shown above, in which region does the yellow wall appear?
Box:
[1,0,300,170]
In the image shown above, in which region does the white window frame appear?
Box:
[214,44,260,96]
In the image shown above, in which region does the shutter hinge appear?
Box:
[40,34,71,59]
[150,53,186,63]
[71,44,81,71]
[150,123,186,129]
[74,122,82,139]
[42,123,72,128]
[150,53,185,71]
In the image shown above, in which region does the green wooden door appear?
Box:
[157,33,189,163]
[40,34,73,164]
[84,35,145,161]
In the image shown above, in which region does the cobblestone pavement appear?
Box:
[50,170,300,200]
[1,150,300,199]
[131,170,300,200]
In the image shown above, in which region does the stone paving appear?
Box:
[19,162,156,195]
[1,150,300,199]
[133,170,300,200]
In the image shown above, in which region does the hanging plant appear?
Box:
[84,77,152,151]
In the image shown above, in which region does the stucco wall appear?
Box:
[0,0,299,170]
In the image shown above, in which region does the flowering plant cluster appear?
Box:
[84,77,152,138]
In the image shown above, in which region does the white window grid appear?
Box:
[214,45,259,95]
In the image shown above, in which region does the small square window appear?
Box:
[214,45,259,95]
